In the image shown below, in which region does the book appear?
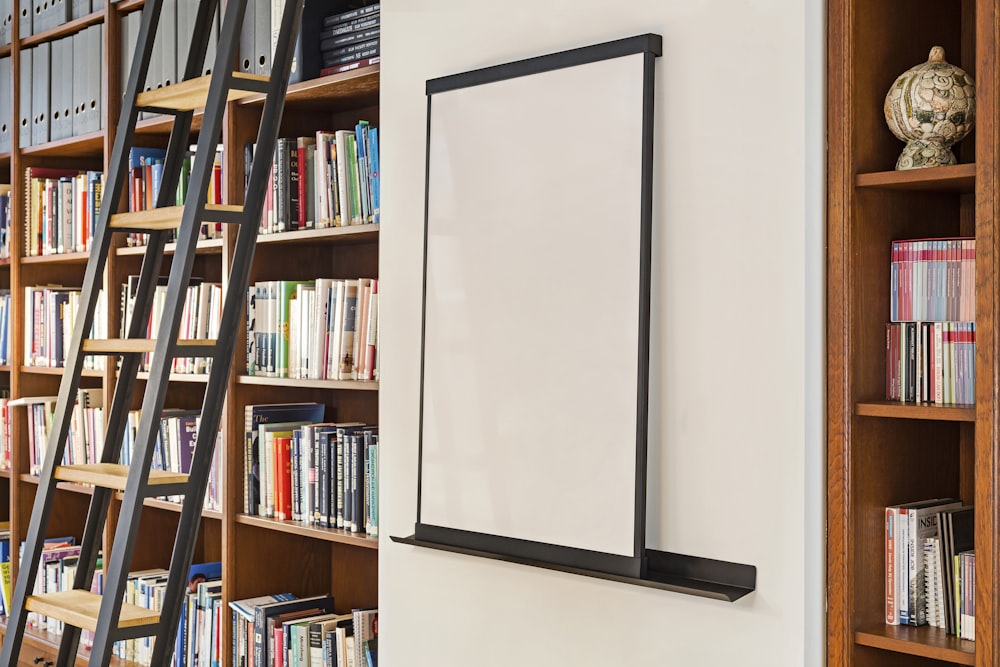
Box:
[322,3,379,28]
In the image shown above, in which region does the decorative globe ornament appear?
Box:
[884,46,976,170]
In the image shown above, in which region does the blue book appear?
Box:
[369,128,379,224]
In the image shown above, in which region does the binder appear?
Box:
[18,0,29,38]
[238,0,254,74]
[17,47,29,147]
[120,10,139,101]
[72,26,85,135]
[30,0,43,33]
[204,4,218,76]
[49,38,70,141]
[160,0,176,87]
[0,0,11,46]
[50,0,68,29]
[289,0,329,84]
[0,57,10,153]
[31,42,49,146]
[253,0,270,76]
[70,0,88,20]
[90,0,100,10]
[83,24,102,133]
[175,0,190,80]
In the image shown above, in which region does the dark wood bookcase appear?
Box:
[0,1,380,665]
[828,0,997,665]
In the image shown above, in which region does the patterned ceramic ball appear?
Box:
[884,46,975,170]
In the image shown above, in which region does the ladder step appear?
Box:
[136,72,270,112]
[26,590,160,632]
[109,204,244,232]
[55,463,189,490]
[83,339,217,355]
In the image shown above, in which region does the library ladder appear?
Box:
[0,0,304,665]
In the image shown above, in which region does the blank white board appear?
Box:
[420,51,648,558]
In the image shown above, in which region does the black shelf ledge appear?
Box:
[390,535,756,602]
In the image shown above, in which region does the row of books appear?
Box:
[248,124,380,234]
[885,499,973,638]
[884,322,976,405]
[120,275,223,375]
[229,592,377,667]
[0,523,10,615]
[891,237,975,323]
[119,409,223,513]
[25,537,84,634]
[114,561,223,666]
[24,167,104,256]
[244,403,379,536]
[17,388,103,476]
[126,145,225,247]
[319,4,380,74]
[247,278,379,381]
[23,285,107,370]
[318,3,381,77]
[19,26,104,148]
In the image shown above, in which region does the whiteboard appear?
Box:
[419,48,650,559]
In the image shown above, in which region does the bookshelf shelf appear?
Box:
[19,10,105,48]
[234,514,378,549]
[236,376,379,391]
[20,366,105,378]
[0,365,10,372]
[135,371,210,383]
[238,64,380,107]
[855,163,976,192]
[20,251,92,265]
[137,496,222,521]
[20,130,105,158]
[854,625,975,665]
[256,224,380,246]
[135,111,204,139]
[855,401,976,422]
[115,0,146,13]
[20,475,96,497]
[0,45,10,58]
[0,470,10,479]
[117,237,224,257]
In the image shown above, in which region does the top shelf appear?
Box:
[855,164,975,193]
[20,10,104,49]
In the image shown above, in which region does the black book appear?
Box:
[321,37,379,57]
[324,47,380,68]
[289,0,332,85]
[323,27,380,51]
[323,3,379,28]
[320,14,379,39]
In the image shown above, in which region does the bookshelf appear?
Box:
[828,0,995,665]
[0,2,380,666]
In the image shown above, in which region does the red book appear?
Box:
[274,436,293,520]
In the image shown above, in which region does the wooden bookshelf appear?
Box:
[0,1,381,663]
[828,1,995,665]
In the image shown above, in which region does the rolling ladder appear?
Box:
[0,0,304,665]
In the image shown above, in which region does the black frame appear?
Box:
[396,33,756,601]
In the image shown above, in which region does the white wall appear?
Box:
[378,1,826,665]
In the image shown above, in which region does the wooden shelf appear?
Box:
[0,469,11,479]
[238,64,380,108]
[0,365,10,372]
[20,475,96,496]
[136,371,210,383]
[0,45,10,58]
[0,616,138,667]
[855,401,976,422]
[236,375,379,391]
[116,237,224,257]
[855,163,975,193]
[136,496,222,521]
[234,514,378,548]
[256,224,379,246]
[20,130,105,159]
[19,11,104,48]
[21,250,91,265]
[21,366,105,378]
[135,111,203,140]
[115,0,146,12]
[855,625,974,665]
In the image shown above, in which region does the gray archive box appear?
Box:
[51,37,73,140]
[19,0,30,38]
[70,0,89,20]
[31,42,49,145]
[254,0,270,76]
[18,47,28,147]
[0,57,11,154]
[0,0,11,46]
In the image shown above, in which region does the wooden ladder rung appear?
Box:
[55,463,189,490]
[25,590,160,632]
[109,204,243,231]
[136,72,269,111]
[82,339,216,354]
